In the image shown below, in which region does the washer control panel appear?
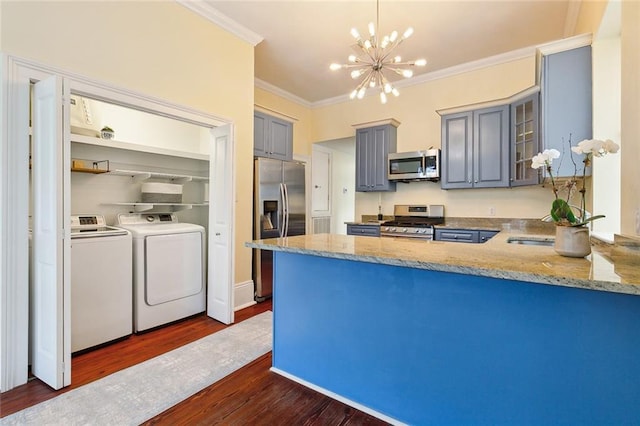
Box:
[117,213,178,225]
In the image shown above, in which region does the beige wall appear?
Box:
[620,0,640,237]
[0,1,256,284]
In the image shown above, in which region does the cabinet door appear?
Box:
[355,128,371,191]
[355,125,396,192]
[441,112,472,189]
[435,229,479,243]
[511,93,540,186]
[253,112,269,157]
[253,111,293,161]
[474,105,510,188]
[542,46,592,177]
[269,116,293,161]
[346,224,380,237]
[370,125,394,191]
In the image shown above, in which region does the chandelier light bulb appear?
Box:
[403,27,414,39]
[392,88,400,96]
[369,80,376,87]
[364,39,372,50]
[350,28,360,40]
[402,69,413,78]
[368,22,376,37]
[384,83,392,93]
[351,69,363,79]
[414,58,427,66]
[380,91,387,104]
[394,56,402,63]
[329,63,342,71]
[390,31,398,42]
[357,87,366,99]
[348,55,358,63]
[350,89,358,99]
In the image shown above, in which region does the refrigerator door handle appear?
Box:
[279,183,286,238]
[283,183,290,237]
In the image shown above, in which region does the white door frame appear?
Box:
[0,54,235,392]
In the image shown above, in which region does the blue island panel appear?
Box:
[272,252,640,425]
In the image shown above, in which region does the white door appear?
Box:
[311,147,331,216]
[31,76,71,389]
[207,124,234,324]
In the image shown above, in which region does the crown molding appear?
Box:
[254,78,313,108]
[536,33,592,56]
[176,0,263,46]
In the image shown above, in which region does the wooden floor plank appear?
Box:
[1,301,388,425]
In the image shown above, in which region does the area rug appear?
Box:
[1,311,273,425]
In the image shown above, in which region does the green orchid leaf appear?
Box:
[550,199,576,224]
[572,214,606,227]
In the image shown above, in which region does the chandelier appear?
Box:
[329,0,427,104]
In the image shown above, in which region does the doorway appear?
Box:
[312,137,355,235]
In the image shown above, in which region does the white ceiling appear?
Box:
[195,1,580,104]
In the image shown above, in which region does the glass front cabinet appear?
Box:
[510,92,540,187]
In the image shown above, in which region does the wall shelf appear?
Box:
[104,202,209,212]
[71,133,209,161]
[108,169,208,183]
[71,159,110,174]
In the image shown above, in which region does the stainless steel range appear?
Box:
[380,204,445,240]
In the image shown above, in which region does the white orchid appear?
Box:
[530,149,561,169]
[571,138,620,157]
[532,137,619,226]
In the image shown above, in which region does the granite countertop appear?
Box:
[246,231,640,296]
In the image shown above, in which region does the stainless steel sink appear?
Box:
[506,237,555,247]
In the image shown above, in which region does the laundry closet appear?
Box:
[12,69,234,391]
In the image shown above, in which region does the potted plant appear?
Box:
[100,126,114,140]
[531,138,619,257]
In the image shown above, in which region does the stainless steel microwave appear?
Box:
[388,149,440,181]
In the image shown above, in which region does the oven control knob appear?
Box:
[390,227,396,232]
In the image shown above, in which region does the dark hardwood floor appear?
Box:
[0,301,387,425]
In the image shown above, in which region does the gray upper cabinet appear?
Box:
[541,46,592,177]
[254,110,293,161]
[510,92,540,186]
[355,122,397,192]
[441,105,509,189]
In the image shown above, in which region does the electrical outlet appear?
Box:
[489,207,496,216]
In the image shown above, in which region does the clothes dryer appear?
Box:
[116,213,206,332]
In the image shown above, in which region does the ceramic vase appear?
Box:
[554,225,591,257]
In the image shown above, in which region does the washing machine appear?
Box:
[116,213,206,332]
[70,215,133,352]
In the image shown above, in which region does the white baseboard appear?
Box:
[270,367,406,426]
[234,280,256,311]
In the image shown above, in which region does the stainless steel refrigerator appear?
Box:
[253,157,306,301]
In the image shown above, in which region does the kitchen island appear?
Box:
[246,232,640,425]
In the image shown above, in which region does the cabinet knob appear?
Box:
[474,180,478,183]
